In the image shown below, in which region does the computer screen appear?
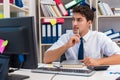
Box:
[0,17,38,69]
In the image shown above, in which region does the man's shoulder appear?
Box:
[91,31,106,37]
[90,31,110,41]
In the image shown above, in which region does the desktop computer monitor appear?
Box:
[0,17,38,69]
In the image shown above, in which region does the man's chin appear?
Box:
[73,31,79,34]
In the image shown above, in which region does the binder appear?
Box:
[41,18,64,43]
[15,0,23,7]
[65,0,83,10]
[104,29,114,36]
[54,0,68,16]
[41,24,47,43]
[68,9,73,16]
[98,1,107,15]
[57,24,62,39]
[103,3,114,16]
[47,24,52,43]
[52,25,57,43]
[108,32,120,39]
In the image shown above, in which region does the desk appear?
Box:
[11,65,120,80]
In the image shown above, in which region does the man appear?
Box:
[44,5,120,66]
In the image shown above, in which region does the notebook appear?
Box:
[61,60,84,68]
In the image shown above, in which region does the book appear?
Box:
[65,0,83,10]
[61,60,84,68]
[98,1,107,15]
[40,0,62,17]
[104,29,114,36]
[111,8,120,15]
[108,32,120,39]
[54,0,68,16]
[102,2,114,16]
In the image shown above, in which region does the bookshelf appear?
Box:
[38,0,120,62]
[95,0,120,44]
[0,0,37,18]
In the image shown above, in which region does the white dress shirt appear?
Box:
[47,30,120,60]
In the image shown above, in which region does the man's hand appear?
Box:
[82,57,100,66]
[66,34,80,48]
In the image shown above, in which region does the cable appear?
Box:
[50,73,57,80]
[9,55,24,73]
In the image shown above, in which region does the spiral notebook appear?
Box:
[61,60,84,68]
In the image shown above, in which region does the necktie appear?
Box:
[78,37,84,60]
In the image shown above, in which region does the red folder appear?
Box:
[42,18,64,24]
[10,0,14,4]
[54,0,68,16]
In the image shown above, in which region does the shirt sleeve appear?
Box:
[46,33,69,52]
[101,34,120,56]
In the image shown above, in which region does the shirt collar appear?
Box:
[83,30,91,42]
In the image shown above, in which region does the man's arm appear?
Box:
[43,34,80,64]
[43,44,69,64]
[83,54,120,66]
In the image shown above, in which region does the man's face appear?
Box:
[72,13,92,35]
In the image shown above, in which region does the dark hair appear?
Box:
[73,5,94,22]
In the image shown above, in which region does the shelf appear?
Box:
[0,3,28,13]
[41,44,53,46]
[98,15,120,18]
[40,16,72,19]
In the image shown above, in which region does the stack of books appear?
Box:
[40,0,68,17]
[104,29,120,42]
[98,0,114,16]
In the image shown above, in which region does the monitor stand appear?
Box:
[7,74,30,80]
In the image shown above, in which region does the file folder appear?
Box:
[65,0,83,10]
[104,29,114,36]
[47,24,52,43]
[57,24,62,38]
[52,25,57,43]
[108,32,120,39]
[41,24,47,43]
[54,0,68,16]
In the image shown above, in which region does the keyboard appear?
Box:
[31,67,95,77]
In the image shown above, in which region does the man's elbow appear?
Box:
[43,54,49,64]
[43,52,52,64]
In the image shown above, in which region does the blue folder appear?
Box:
[41,24,47,43]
